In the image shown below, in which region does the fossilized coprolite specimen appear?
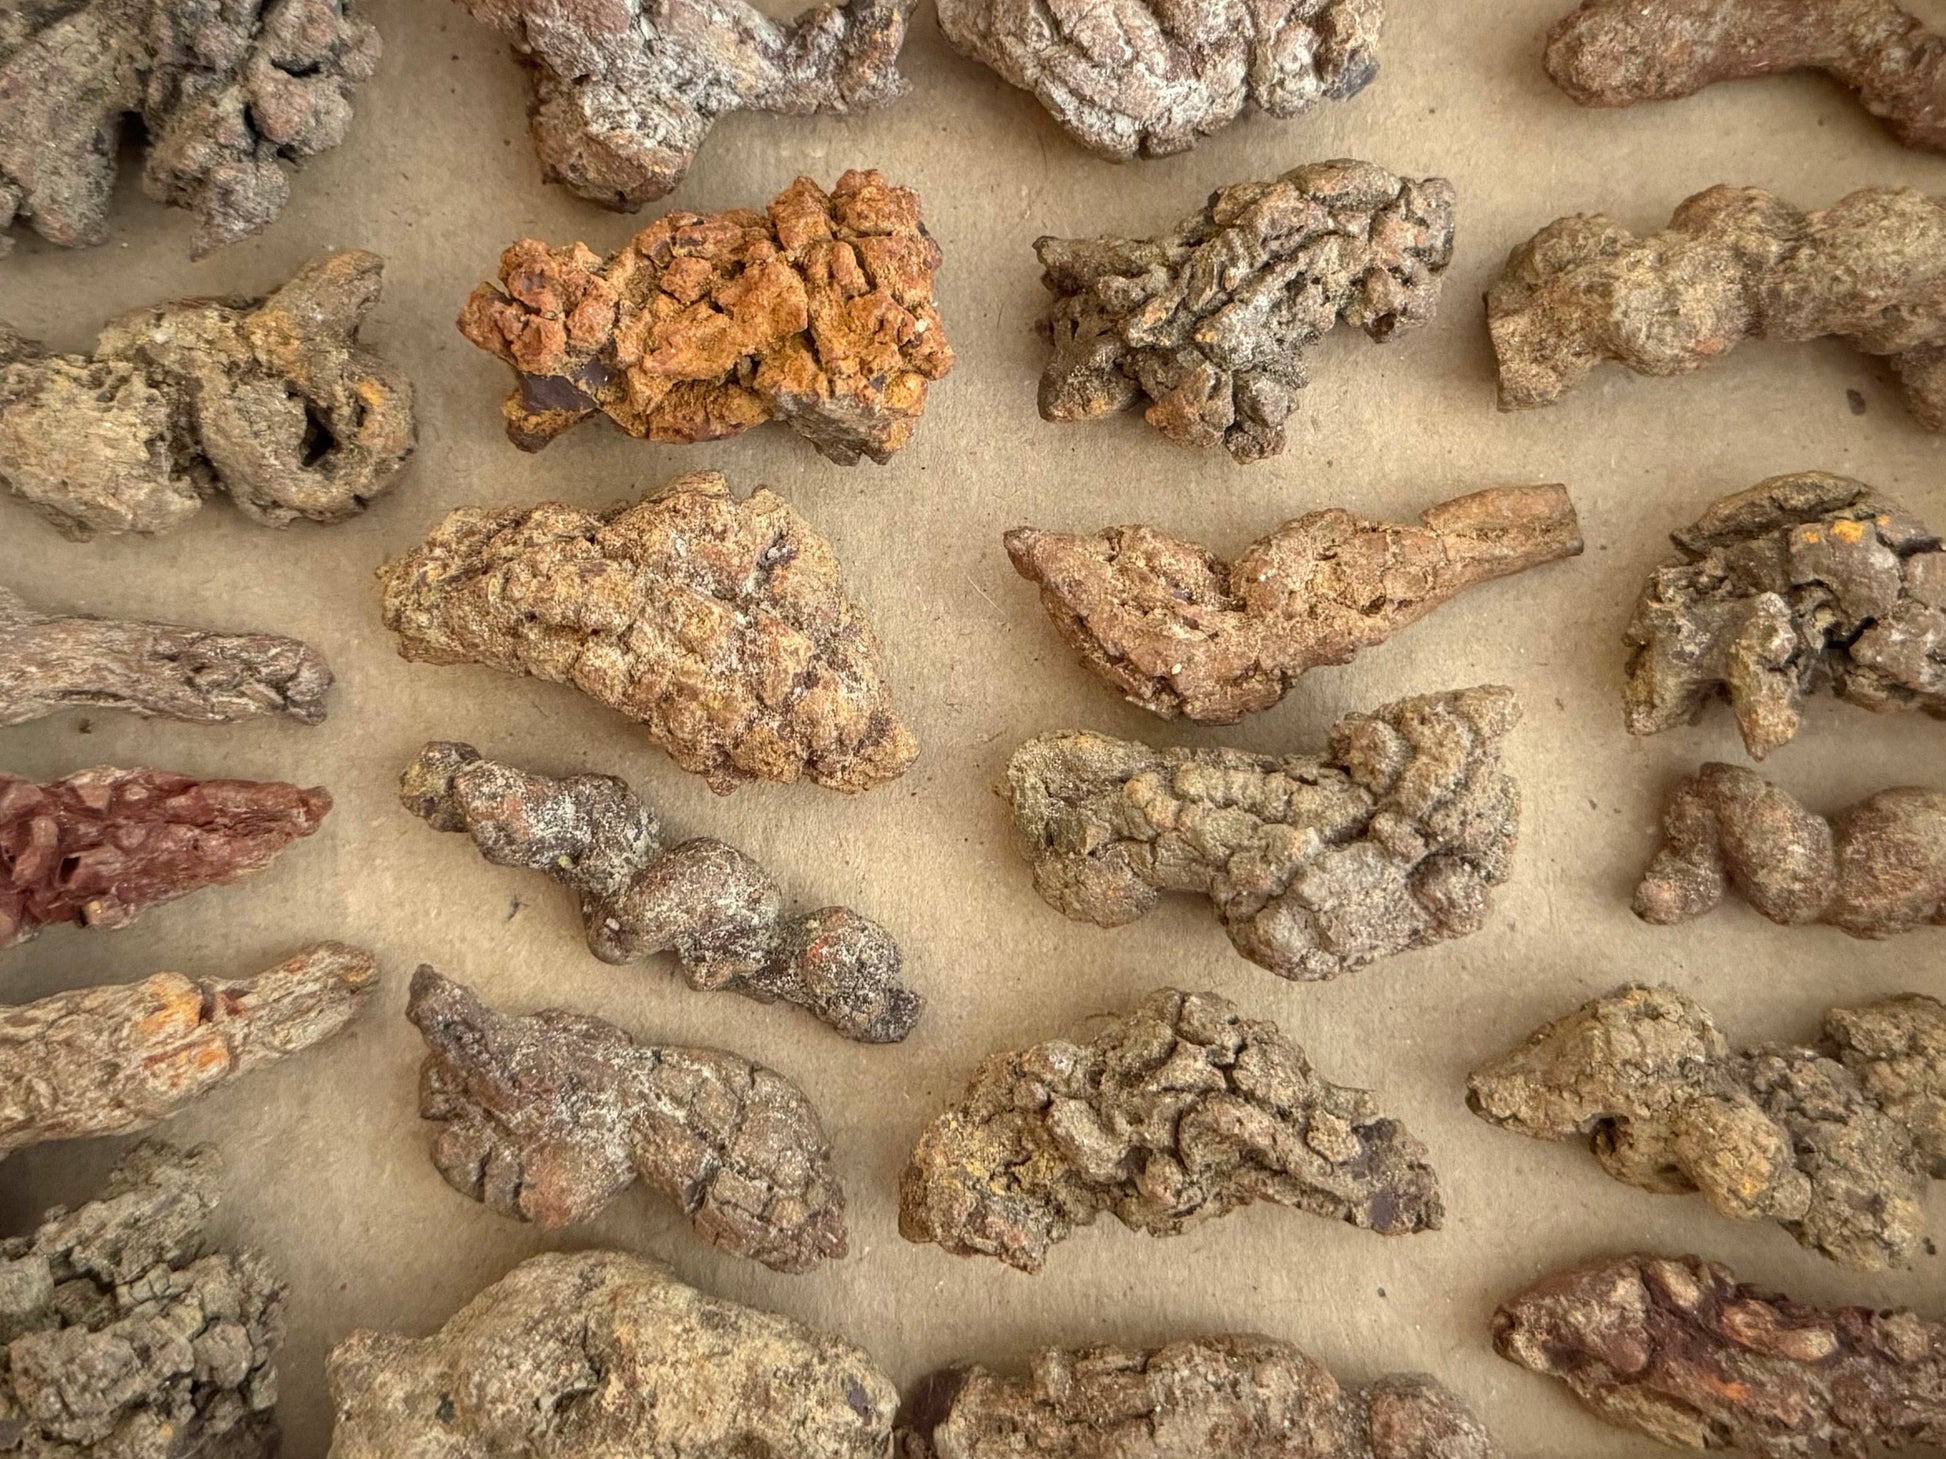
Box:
[328,1251,896,1459]
[379,472,915,794]
[1038,161,1455,462]
[1496,1253,1946,1453]
[453,0,914,209]
[1469,983,1946,1270]
[1001,686,1520,980]
[1,942,375,1159]
[0,0,378,255]
[1626,473,1946,759]
[1635,761,1946,937]
[0,252,415,539]
[0,767,331,952]
[937,0,1383,160]
[902,1337,1500,1459]
[1009,485,1582,722]
[458,171,953,464]
[2,1141,285,1459]
[1490,184,1946,427]
[401,742,920,1042]
[1545,0,1946,153]
[0,587,333,728]
[899,988,1442,1273]
[407,967,846,1271]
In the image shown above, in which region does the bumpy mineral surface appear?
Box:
[0,252,415,539]
[0,766,331,952]
[0,0,378,255]
[1489,184,1946,426]
[328,1249,896,1459]
[1038,161,1454,461]
[1001,686,1520,979]
[453,0,914,209]
[1625,472,1946,758]
[1,942,375,1158]
[1469,983,1946,1269]
[401,742,920,1041]
[1009,486,1582,721]
[0,1141,284,1459]
[1635,761,1946,936]
[1495,1252,1946,1453]
[407,967,847,1271]
[899,988,1442,1273]
[458,171,953,463]
[379,471,915,794]
[1545,0,1946,152]
[901,1337,1500,1459]
[937,0,1383,159]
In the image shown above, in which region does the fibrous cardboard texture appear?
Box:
[1,2,1942,1455]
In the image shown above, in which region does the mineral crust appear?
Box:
[1008,485,1582,721]
[1037,161,1455,461]
[457,171,953,463]
[0,252,415,539]
[379,471,915,794]
[899,988,1442,1273]
[1000,686,1520,979]
[1489,184,1946,427]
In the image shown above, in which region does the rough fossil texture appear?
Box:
[1008,485,1582,722]
[899,988,1442,1273]
[1545,0,1946,153]
[0,767,331,953]
[453,0,914,209]
[0,1141,284,1459]
[0,587,332,729]
[1489,184,1946,427]
[1037,160,1455,462]
[1495,1252,1946,1454]
[0,251,415,539]
[1001,686,1520,980]
[401,742,920,1042]
[379,471,915,794]
[1624,472,1946,759]
[0,0,378,255]
[1635,761,1946,937]
[458,171,953,464]
[1,942,375,1159]
[1469,983,1946,1270]
[936,0,1383,160]
[407,967,846,1272]
[900,1336,1500,1459]
[328,1250,897,1459]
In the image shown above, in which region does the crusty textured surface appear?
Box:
[1037,161,1454,461]
[1489,184,1946,427]
[1469,983,1946,1270]
[379,471,915,794]
[0,0,378,255]
[899,988,1442,1273]
[0,251,415,539]
[936,0,1382,159]
[457,171,953,463]
[1009,486,1581,722]
[454,0,914,209]
[407,967,847,1272]
[400,741,921,1041]
[1000,686,1520,980]
[0,1141,284,1459]
[1634,761,1946,937]
[1626,472,1946,758]
[327,1249,896,1459]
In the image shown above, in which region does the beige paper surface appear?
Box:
[4,2,1944,1453]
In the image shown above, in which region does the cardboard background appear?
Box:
[4,1,1945,1453]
